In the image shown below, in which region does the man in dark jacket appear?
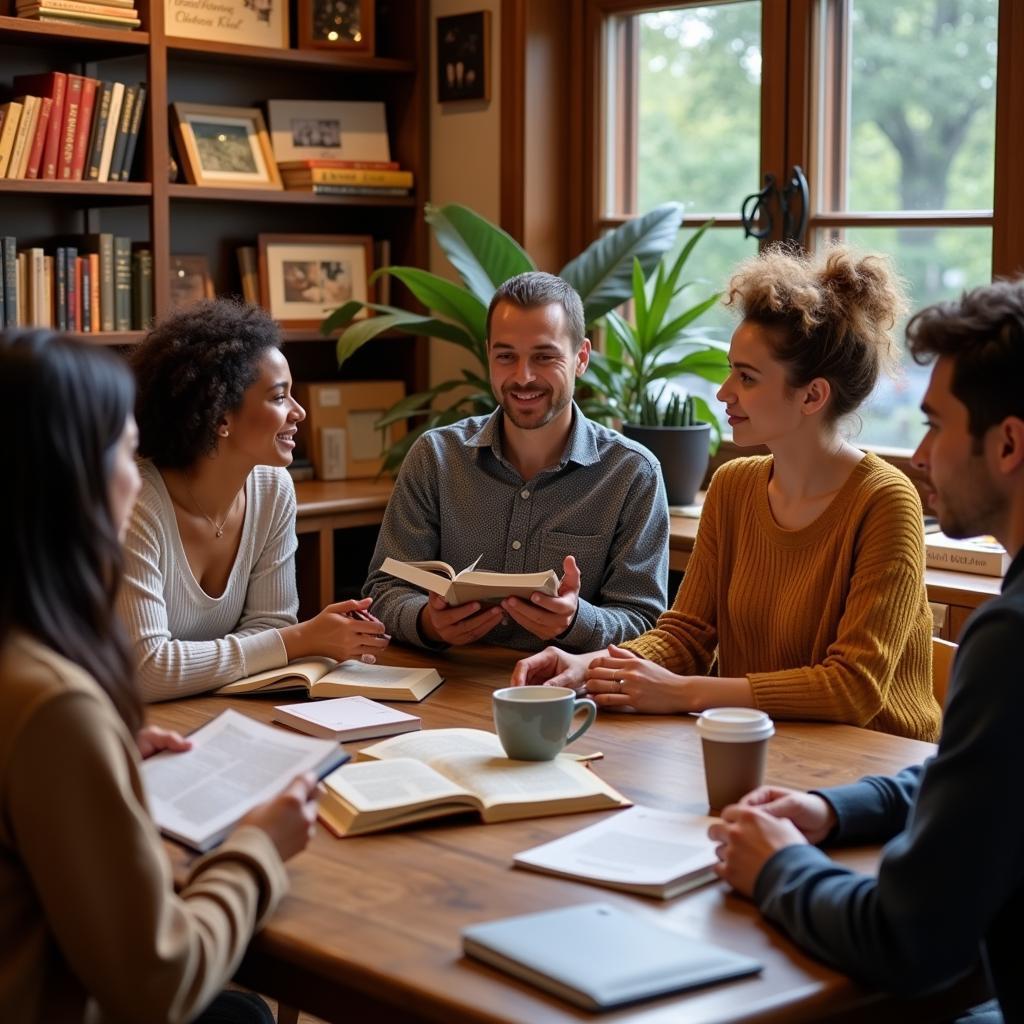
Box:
[710,280,1024,1024]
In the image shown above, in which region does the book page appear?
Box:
[324,757,471,810]
[361,727,504,763]
[515,807,719,886]
[380,556,456,596]
[216,657,333,693]
[143,709,339,843]
[438,754,607,806]
[319,661,431,690]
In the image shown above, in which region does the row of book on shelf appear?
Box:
[10,0,141,29]
[0,73,146,182]
[0,235,152,332]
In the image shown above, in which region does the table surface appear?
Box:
[148,645,985,1024]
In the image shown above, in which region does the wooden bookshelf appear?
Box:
[0,0,430,398]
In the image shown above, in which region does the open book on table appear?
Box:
[514,806,720,899]
[379,555,559,605]
[318,728,630,837]
[213,658,443,702]
[142,708,348,853]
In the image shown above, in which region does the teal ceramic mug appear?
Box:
[492,686,597,761]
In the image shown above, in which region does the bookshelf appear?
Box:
[0,0,430,397]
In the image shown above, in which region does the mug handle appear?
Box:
[566,698,597,746]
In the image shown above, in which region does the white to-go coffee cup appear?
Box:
[694,708,775,812]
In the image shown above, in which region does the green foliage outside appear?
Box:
[626,0,997,448]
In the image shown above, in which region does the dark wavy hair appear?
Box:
[131,299,283,468]
[907,279,1024,451]
[1,330,141,733]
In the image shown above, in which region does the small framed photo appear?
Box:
[436,11,490,103]
[169,254,215,310]
[266,100,390,164]
[297,0,373,51]
[171,103,282,190]
[258,233,373,328]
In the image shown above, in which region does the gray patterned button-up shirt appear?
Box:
[362,404,669,652]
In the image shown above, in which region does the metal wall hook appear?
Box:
[740,173,776,239]
[781,165,809,244]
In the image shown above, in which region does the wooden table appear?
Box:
[150,646,986,1024]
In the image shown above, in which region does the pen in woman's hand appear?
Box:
[347,607,390,663]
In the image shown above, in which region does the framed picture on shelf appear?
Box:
[259,233,373,328]
[436,11,490,103]
[266,100,390,164]
[169,255,215,310]
[297,0,373,52]
[164,0,288,49]
[171,103,282,190]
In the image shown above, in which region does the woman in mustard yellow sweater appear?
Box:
[512,245,940,742]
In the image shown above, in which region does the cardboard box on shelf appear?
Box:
[293,380,406,480]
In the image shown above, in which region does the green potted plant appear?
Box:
[578,221,730,505]
[322,200,687,471]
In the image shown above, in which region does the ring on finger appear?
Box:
[616,678,624,692]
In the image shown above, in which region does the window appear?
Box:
[586,0,1019,451]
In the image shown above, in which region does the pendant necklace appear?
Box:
[183,478,232,538]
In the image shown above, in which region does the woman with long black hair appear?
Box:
[0,329,317,1023]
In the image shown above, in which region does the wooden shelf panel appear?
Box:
[0,180,151,201]
[165,36,415,73]
[167,185,416,207]
[66,331,146,346]
[0,15,148,48]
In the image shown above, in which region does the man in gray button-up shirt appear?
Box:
[362,271,669,653]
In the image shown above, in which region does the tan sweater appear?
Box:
[625,453,940,741]
[0,633,288,1023]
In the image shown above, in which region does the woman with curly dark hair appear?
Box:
[514,245,940,742]
[120,299,388,701]
[0,329,318,1023]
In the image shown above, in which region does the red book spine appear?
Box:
[41,74,66,179]
[69,77,98,182]
[23,96,54,180]
[59,74,83,180]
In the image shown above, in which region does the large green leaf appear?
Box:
[425,203,535,305]
[373,267,488,343]
[379,404,478,474]
[650,293,724,349]
[691,395,723,454]
[647,349,731,385]
[334,309,482,366]
[374,379,472,429]
[558,202,683,326]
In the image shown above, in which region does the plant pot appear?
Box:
[623,422,711,506]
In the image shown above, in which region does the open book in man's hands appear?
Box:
[142,709,348,853]
[214,658,443,702]
[379,555,559,605]
[318,728,630,837]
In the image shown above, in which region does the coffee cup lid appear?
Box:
[695,707,775,743]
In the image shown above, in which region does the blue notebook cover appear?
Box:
[462,902,761,1011]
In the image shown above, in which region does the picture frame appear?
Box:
[169,254,215,310]
[296,0,373,52]
[266,100,390,164]
[164,0,288,50]
[436,11,490,103]
[258,233,373,328]
[171,103,282,190]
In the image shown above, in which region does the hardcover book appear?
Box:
[214,658,444,703]
[318,728,631,837]
[274,695,421,742]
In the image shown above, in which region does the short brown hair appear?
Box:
[486,272,586,352]
[906,279,1024,444]
[725,244,908,422]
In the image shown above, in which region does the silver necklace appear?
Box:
[183,478,232,538]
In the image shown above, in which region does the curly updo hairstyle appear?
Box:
[724,244,908,423]
[131,299,283,469]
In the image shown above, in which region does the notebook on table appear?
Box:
[462,902,761,1011]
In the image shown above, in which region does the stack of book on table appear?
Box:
[14,0,141,30]
[2,74,146,182]
[277,160,414,197]
[925,531,1010,577]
